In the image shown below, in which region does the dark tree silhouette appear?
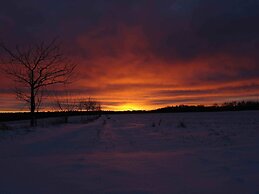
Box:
[0,39,76,126]
[78,97,102,112]
[55,91,77,123]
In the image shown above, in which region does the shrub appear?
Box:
[177,121,186,128]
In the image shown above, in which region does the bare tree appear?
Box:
[56,97,77,112]
[78,97,102,123]
[78,97,101,112]
[0,39,76,126]
[55,93,77,123]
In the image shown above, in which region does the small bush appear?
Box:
[158,119,162,126]
[177,121,187,128]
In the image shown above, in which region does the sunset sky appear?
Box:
[0,0,259,111]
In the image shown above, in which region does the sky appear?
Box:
[0,0,259,111]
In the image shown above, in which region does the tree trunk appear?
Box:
[30,86,36,127]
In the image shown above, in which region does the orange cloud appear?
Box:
[1,23,259,111]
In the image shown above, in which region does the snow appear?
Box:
[0,111,259,194]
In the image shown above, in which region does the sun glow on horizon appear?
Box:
[115,104,145,111]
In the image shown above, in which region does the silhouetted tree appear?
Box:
[78,97,101,112]
[55,91,77,123]
[0,39,76,126]
[78,97,102,123]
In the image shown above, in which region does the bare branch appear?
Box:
[0,38,76,121]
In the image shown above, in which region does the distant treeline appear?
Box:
[0,111,102,122]
[153,101,259,113]
[1,101,259,122]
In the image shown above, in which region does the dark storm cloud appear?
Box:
[141,0,259,61]
[1,0,258,59]
[0,0,46,42]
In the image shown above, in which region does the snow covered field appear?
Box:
[0,111,259,194]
